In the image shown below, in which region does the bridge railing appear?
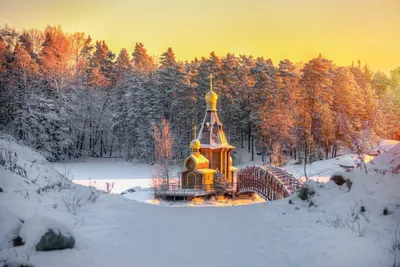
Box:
[236,165,303,200]
[153,181,237,199]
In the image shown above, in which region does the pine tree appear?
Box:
[330,67,362,156]
[132,43,156,74]
[110,48,133,155]
[156,47,191,159]
[89,40,115,88]
[300,55,334,163]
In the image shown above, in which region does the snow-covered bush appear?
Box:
[323,201,370,237]
[346,202,369,237]
[62,190,85,215]
[104,182,115,194]
[36,179,71,195]
[297,180,318,201]
[213,171,229,196]
[0,148,27,178]
[19,216,75,251]
[62,186,100,215]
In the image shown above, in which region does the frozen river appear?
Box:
[52,158,159,194]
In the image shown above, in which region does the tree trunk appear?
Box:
[248,124,251,153]
[325,145,329,159]
[109,137,115,157]
[100,138,103,157]
[304,136,308,180]
[241,129,244,149]
[251,135,254,161]
[89,119,93,151]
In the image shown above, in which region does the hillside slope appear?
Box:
[0,137,399,267]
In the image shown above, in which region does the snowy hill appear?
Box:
[369,142,400,174]
[1,137,400,267]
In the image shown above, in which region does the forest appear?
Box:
[0,25,399,165]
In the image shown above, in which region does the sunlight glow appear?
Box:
[1,0,399,73]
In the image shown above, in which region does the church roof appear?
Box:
[194,168,216,174]
[197,95,235,149]
[179,153,209,173]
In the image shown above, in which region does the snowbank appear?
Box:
[369,142,400,173]
[3,257,33,267]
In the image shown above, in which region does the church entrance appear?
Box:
[186,172,199,188]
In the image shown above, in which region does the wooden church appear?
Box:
[180,75,238,190]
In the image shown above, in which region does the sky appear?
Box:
[0,0,399,74]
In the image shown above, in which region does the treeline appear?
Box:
[0,25,399,164]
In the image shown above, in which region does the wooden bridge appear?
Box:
[236,165,302,200]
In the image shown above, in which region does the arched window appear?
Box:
[186,158,195,171]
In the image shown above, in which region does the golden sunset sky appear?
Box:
[1,0,399,73]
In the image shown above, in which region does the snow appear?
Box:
[0,210,22,250]
[3,257,32,267]
[1,138,400,267]
[341,157,355,167]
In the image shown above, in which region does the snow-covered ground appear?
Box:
[1,137,400,267]
[284,139,400,182]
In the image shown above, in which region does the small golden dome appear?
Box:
[206,74,218,110]
[205,90,218,110]
[190,139,201,149]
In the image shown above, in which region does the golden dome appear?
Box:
[206,74,218,110]
[190,139,201,149]
[205,90,218,110]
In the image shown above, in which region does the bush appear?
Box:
[298,180,317,201]
[213,171,229,196]
[62,187,100,215]
[0,148,27,178]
